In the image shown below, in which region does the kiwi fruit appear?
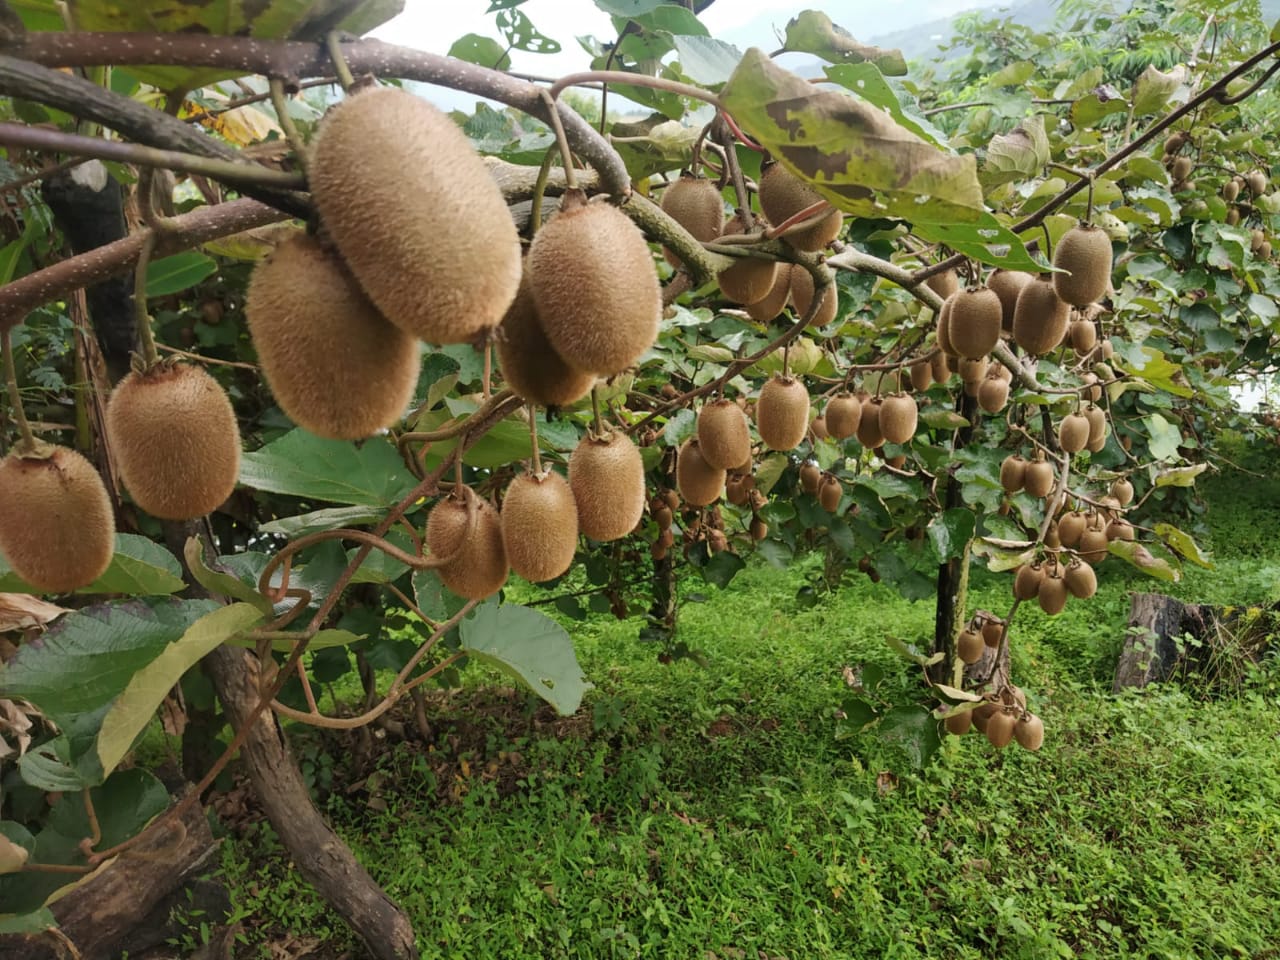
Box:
[925,268,959,300]
[879,394,918,445]
[726,475,747,506]
[977,376,1009,414]
[1063,558,1097,599]
[1253,228,1267,253]
[884,453,907,469]
[660,175,724,267]
[107,363,240,520]
[957,628,984,664]
[982,618,1004,647]
[717,212,780,305]
[1070,319,1098,355]
[1170,156,1193,181]
[987,269,1032,332]
[568,431,645,542]
[1052,224,1113,306]
[1223,179,1240,203]
[1058,511,1086,547]
[985,709,1017,749]
[745,266,792,322]
[825,394,862,440]
[1014,713,1044,751]
[245,233,420,439]
[677,438,725,506]
[1037,569,1068,615]
[909,360,932,393]
[1078,524,1110,564]
[0,444,114,592]
[1110,478,1134,506]
[653,502,674,529]
[1247,169,1268,196]
[528,195,661,376]
[1106,518,1135,542]
[1226,207,1242,226]
[947,288,1002,359]
[799,461,822,496]
[1013,277,1071,355]
[930,351,952,384]
[959,356,989,383]
[426,490,509,600]
[1023,459,1055,498]
[1014,562,1043,601]
[757,161,842,251]
[972,702,1000,734]
[809,415,829,441]
[855,397,885,449]
[756,376,810,451]
[501,470,579,583]
[750,517,769,540]
[1081,405,1106,449]
[309,87,520,344]
[1080,372,1103,404]
[999,454,1026,494]
[498,270,595,408]
[935,295,957,356]
[1058,413,1090,453]
[818,474,842,513]
[788,265,838,326]
[944,709,973,736]
[697,399,751,471]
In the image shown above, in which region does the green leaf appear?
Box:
[495,7,560,52]
[447,33,512,71]
[96,603,263,775]
[1154,523,1213,569]
[919,408,970,430]
[671,35,741,86]
[0,534,185,596]
[1131,64,1186,116]
[144,252,217,298]
[593,0,665,15]
[754,452,789,495]
[1070,92,1128,128]
[877,705,942,770]
[927,508,975,562]
[972,537,1035,573]
[259,505,388,538]
[1154,463,1207,487]
[912,213,1044,272]
[1108,540,1181,582]
[461,602,592,716]
[0,908,53,934]
[824,64,948,147]
[933,683,982,703]
[17,743,93,792]
[1143,413,1183,461]
[983,115,1050,185]
[184,539,274,615]
[701,551,745,589]
[239,429,418,506]
[782,11,905,74]
[721,49,984,227]
[886,636,944,667]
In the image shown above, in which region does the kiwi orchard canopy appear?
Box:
[0,0,1268,952]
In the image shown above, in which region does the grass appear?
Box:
[216,448,1280,960]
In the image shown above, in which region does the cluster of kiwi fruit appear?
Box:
[944,683,1044,751]
[955,612,1007,665]
[1164,133,1275,254]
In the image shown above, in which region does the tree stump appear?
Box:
[1114,592,1214,691]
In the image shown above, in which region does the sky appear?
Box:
[370,0,1004,109]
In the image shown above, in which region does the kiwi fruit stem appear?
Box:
[1,328,36,452]
[528,403,543,474]
[542,91,579,192]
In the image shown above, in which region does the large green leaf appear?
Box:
[0,533,185,596]
[927,508,976,563]
[1108,540,1181,582]
[145,252,217,297]
[721,48,984,226]
[239,429,419,506]
[259,505,389,538]
[671,35,742,86]
[825,64,947,147]
[1154,523,1213,569]
[460,602,592,716]
[96,603,263,774]
[782,11,905,74]
[185,540,274,615]
[876,705,943,770]
[983,114,1050,186]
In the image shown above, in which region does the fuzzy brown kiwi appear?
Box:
[799,462,822,496]
[756,376,809,451]
[999,454,1026,494]
[818,474,842,513]
[856,397,885,449]
[982,619,1004,648]
[676,438,725,506]
[944,709,973,736]
[1013,562,1043,601]
[985,709,1017,749]
[757,162,842,251]
[1057,511,1086,547]
[1063,558,1097,599]
[977,376,1009,414]
[0,444,114,592]
[1037,568,1068,615]
[957,628,985,664]
[749,516,769,540]
[1105,518,1135,542]
[426,491,508,600]
[925,268,959,300]
[878,394,918,445]
[959,356,989,383]
[309,87,520,344]
[717,212,781,305]
[809,415,829,441]
[245,233,420,439]
[1052,224,1113,307]
[824,394,861,440]
[568,431,645,542]
[1014,713,1044,751]
[935,294,957,355]
[1247,169,1268,196]
[788,265,838,325]
[696,400,751,471]
[947,288,1002,359]
[660,175,724,267]
[1078,524,1109,565]
[1023,458,1055,498]
[502,470,579,583]
[971,702,1000,734]
[1110,478,1134,506]
[745,266,792,322]
[107,363,240,520]
[1012,277,1071,355]
[909,359,933,393]
[1170,156,1193,181]
[498,270,596,407]
[1223,178,1240,203]
[1080,373,1103,404]
[930,351,951,384]
[1058,412,1090,453]
[987,269,1032,333]
[1070,318,1098,355]
[528,195,661,376]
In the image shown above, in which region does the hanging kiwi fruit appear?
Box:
[659,174,724,268]
[756,376,810,451]
[697,399,752,471]
[498,270,596,408]
[426,489,509,600]
[502,469,579,583]
[676,438,725,506]
[757,161,843,251]
[1052,223,1113,307]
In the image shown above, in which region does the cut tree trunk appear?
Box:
[203,645,419,960]
[1115,592,1213,691]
